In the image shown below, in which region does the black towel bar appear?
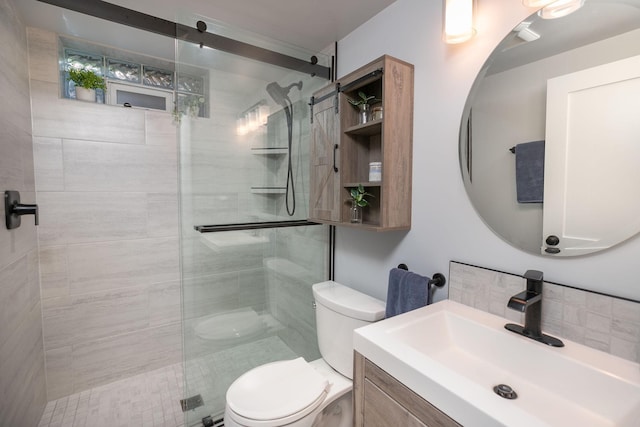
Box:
[396,264,446,288]
[429,273,446,288]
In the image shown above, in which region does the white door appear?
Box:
[543,55,640,256]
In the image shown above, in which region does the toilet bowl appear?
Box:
[224,281,386,427]
[224,358,351,427]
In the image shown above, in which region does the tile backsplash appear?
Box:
[449,261,640,363]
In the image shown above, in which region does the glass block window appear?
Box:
[64,49,105,103]
[60,44,208,117]
[143,66,174,89]
[65,49,103,74]
[107,58,141,83]
[177,74,204,94]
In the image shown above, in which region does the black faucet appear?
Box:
[505,270,564,347]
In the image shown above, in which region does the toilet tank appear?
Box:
[312,281,385,379]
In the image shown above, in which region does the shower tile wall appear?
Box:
[179,61,327,422]
[449,261,640,363]
[268,101,325,361]
[270,226,327,361]
[180,70,275,364]
[0,1,47,426]
[28,27,182,400]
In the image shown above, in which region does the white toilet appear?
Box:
[224,280,386,427]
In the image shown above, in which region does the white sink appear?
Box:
[354,300,640,427]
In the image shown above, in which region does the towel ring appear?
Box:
[396,264,446,288]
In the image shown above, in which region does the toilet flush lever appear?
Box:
[5,190,39,230]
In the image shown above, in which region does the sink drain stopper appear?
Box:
[493,384,518,399]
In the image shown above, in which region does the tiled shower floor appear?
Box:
[37,363,185,427]
[37,336,298,427]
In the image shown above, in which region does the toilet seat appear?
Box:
[226,358,330,425]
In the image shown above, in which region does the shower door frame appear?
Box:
[36,0,332,79]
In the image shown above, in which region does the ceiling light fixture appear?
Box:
[444,0,475,44]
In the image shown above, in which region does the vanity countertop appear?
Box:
[353,300,640,427]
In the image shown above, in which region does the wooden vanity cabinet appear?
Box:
[309,55,414,231]
[354,352,461,427]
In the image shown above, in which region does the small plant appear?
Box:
[347,91,379,108]
[350,184,374,207]
[172,95,206,124]
[184,95,205,115]
[68,68,106,90]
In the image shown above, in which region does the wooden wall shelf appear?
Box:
[309,55,414,231]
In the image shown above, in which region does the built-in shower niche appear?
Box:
[249,100,310,220]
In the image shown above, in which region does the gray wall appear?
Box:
[334,0,640,304]
[28,27,182,400]
[0,1,48,425]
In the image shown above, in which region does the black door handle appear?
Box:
[333,144,339,173]
[5,190,39,230]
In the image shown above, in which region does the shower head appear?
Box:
[266,81,303,108]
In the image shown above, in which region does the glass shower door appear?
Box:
[175,12,331,425]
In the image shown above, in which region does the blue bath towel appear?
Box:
[515,140,545,203]
[385,268,430,318]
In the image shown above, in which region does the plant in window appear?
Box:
[68,68,106,90]
[172,95,206,124]
[173,95,206,125]
[184,95,206,117]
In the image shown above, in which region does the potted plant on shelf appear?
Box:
[68,68,106,102]
[347,91,379,124]
[349,184,374,224]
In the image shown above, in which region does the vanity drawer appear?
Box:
[354,351,461,427]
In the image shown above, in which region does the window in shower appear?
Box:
[60,42,209,117]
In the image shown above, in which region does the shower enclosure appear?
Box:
[175,13,332,424]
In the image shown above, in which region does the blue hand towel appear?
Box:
[515,140,545,203]
[385,268,430,318]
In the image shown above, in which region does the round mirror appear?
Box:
[460,0,640,257]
